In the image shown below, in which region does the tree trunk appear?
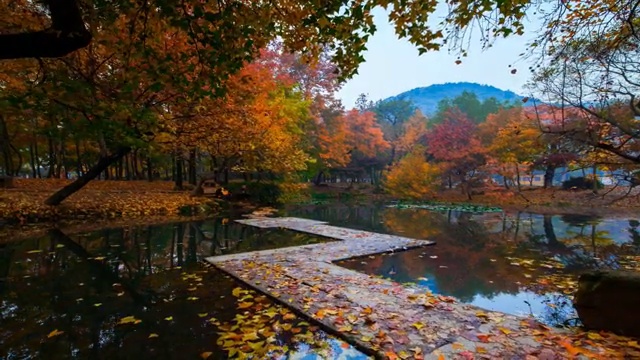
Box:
[175,155,184,189]
[0,115,13,175]
[592,163,598,193]
[34,136,41,178]
[45,147,132,205]
[47,132,55,178]
[515,163,521,190]
[188,148,197,185]
[544,165,555,189]
[75,138,83,177]
[146,156,153,182]
[10,143,22,176]
[28,142,36,178]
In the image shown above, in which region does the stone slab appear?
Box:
[207,217,572,359]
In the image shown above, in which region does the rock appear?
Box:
[574,270,640,336]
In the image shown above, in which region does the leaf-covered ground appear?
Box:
[0,179,218,226]
[208,216,640,359]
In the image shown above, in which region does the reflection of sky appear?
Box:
[286,339,370,360]
[415,276,573,323]
[470,291,551,318]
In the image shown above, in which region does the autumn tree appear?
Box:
[372,98,417,164]
[425,108,486,199]
[384,146,441,200]
[479,107,544,189]
[525,0,640,173]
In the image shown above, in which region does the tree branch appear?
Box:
[0,0,91,60]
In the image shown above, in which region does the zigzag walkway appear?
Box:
[206,217,571,359]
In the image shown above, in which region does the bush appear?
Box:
[562,176,604,190]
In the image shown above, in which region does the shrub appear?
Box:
[561,176,604,190]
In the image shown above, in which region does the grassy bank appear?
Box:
[305,182,640,216]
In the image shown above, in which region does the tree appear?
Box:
[526,0,640,166]
[384,146,441,200]
[425,108,486,199]
[431,91,518,125]
[479,107,544,189]
[372,98,417,164]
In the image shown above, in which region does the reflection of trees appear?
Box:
[629,220,640,247]
[342,206,640,309]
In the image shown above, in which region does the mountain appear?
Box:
[383,82,528,116]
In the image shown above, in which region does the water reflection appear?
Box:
[0,218,364,360]
[287,204,640,327]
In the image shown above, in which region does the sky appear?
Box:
[336,8,540,108]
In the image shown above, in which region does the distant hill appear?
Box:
[383,82,529,115]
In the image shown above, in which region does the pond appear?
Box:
[0,218,367,359]
[3,203,640,359]
[285,203,640,327]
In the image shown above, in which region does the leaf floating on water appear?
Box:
[164,316,173,321]
[237,301,253,309]
[47,329,64,338]
[93,256,106,261]
[200,352,213,359]
[93,303,102,307]
[118,316,141,325]
[148,333,159,338]
[117,291,125,296]
[429,256,438,259]
[27,250,43,254]
[417,277,429,281]
[232,287,243,297]
[55,244,65,248]
[187,297,199,301]
[198,313,208,318]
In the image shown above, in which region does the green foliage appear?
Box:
[388,202,503,213]
[225,182,282,205]
[431,91,521,125]
[561,177,604,191]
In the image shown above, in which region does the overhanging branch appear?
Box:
[0,0,91,60]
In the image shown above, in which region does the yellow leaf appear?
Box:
[587,332,603,340]
[164,316,174,321]
[412,322,425,330]
[201,352,213,359]
[198,313,208,318]
[452,342,465,350]
[27,250,43,254]
[499,327,512,335]
[118,316,139,325]
[47,329,64,338]
[187,297,199,301]
[148,333,159,338]
[93,303,102,307]
[237,301,253,309]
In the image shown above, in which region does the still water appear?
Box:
[0,218,366,359]
[285,204,640,327]
[2,203,639,359]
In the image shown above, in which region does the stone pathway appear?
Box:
[206,217,571,359]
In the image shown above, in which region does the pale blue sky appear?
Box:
[337,8,539,108]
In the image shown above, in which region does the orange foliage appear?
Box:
[384,147,441,200]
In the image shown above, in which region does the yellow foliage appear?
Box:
[383,147,441,200]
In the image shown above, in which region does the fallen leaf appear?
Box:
[47,329,64,338]
[148,333,159,338]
